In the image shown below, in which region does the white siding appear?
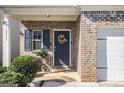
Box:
[0,17,2,64]
[11,19,20,60]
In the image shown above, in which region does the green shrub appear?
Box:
[10,55,39,82]
[0,65,7,74]
[0,71,27,87]
[36,48,48,58]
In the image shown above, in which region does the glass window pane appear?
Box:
[33,41,41,50]
[34,31,42,39]
[33,31,43,50]
[25,31,31,39]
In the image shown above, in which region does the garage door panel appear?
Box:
[107,43,124,51]
[107,69,116,80]
[107,42,124,52]
[108,69,124,81]
[108,56,124,68]
[107,37,124,42]
[107,56,116,68]
[107,51,124,55]
[116,56,124,67]
[97,28,124,81]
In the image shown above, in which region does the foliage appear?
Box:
[0,71,27,87]
[36,48,48,58]
[0,65,7,74]
[10,55,39,82]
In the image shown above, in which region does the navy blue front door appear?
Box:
[54,31,70,67]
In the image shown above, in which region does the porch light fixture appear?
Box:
[2,17,9,26]
[46,14,51,17]
[74,5,79,8]
[74,5,78,8]
[2,20,9,26]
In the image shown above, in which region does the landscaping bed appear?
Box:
[0,55,39,87]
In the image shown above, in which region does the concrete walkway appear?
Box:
[29,81,99,87]
[29,81,124,87]
[99,81,124,87]
[34,71,81,82]
[42,81,99,87]
[30,71,124,87]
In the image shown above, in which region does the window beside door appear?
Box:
[25,29,50,51]
[33,31,43,50]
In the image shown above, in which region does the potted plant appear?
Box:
[35,48,50,72]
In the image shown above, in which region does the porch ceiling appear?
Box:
[13,15,77,21]
[2,5,124,21]
[0,6,80,21]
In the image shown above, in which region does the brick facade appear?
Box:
[20,11,124,82]
[78,13,97,82]
[78,11,124,82]
[20,21,77,69]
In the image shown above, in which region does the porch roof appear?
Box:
[0,5,80,21]
[1,5,124,21]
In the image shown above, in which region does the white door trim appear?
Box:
[53,29,71,67]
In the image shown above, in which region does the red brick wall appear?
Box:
[79,11,124,82]
[20,21,77,69]
[20,11,124,82]
[78,13,97,82]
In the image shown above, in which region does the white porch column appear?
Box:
[2,14,11,67]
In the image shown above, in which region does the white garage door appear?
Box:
[97,28,124,81]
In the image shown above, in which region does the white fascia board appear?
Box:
[3,8,80,16]
[16,15,77,21]
[0,10,4,14]
[80,5,124,11]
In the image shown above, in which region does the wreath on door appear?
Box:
[58,34,67,44]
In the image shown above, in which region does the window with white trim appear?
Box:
[33,30,43,50]
[25,29,50,51]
